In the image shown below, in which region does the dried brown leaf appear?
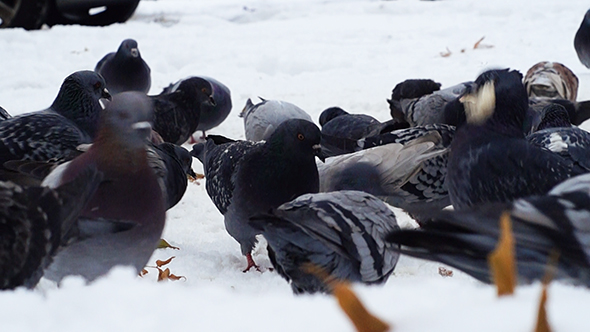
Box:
[156,256,176,267]
[157,267,171,282]
[488,212,517,296]
[440,47,452,57]
[533,284,552,332]
[168,273,186,281]
[140,269,149,276]
[438,267,453,277]
[303,263,390,332]
[474,36,494,49]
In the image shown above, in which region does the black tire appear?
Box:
[46,0,139,27]
[0,0,49,30]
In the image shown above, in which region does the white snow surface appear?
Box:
[2,0,590,331]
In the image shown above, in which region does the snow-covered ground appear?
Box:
[1,0,590,331]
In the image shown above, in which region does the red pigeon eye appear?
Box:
[94,82,102,89]
[201,88,209,94]
[297,133,304,141]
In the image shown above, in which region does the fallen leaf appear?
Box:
[440,47,452,57]
[488,211,517,296]
[303,263,390,332]
[474,36,494,49]
[534,284,552,332]
[157,239,180,250]
[140,269,149,276]
[157,267,171,282]
[438,267,453,277]
[168,273,186,281]
[156,256,176,267]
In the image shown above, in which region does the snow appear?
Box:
[1,0,590,331]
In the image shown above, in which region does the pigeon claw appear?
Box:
[243,253,261,273]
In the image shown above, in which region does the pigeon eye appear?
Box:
[201,88,209,95]
[297,133,305,141]
[94,82,102,89]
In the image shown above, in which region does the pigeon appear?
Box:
[0,166,102,290]
[250,190,401,294]
[523,61,578,102]
[388,78,471,127]
[191,119,323,271]
[386,172,590,287]
[95,38,151,95]
[319,106,409,157]
[575,9,590,69]
[0,106,11,121]
[41,91,166,283]
[147,142,196,210]
[151,76,216,145]
[239,97,313,141]
[523,61,590,126]
[447,68,586,210]
[192,77,232,139]
[526,103,590,172]
[318,128,451,219]
[0,71,110,167]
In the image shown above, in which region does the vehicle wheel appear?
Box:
[0,0,49,30]
[46,0,139,27]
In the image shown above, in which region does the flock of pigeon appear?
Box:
[3,9,590,295]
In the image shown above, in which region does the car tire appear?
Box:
[0,0,50,30]
[46,0,139,27]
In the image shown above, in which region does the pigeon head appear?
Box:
[118,39,140,58]
[531,103,572,132]
[318,107,348,127]
[97,91,154,150]
[169,77,216,107]
[460,69,527,133]
[266,119,323,161]
[50,70,111,138]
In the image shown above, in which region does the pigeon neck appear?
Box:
[93,130,149,174]
[51,87,101,138]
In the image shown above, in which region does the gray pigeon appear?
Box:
[95,38,151,94]
[239,97,312,141]
[191,119,323,271]
[250,190,401,294]
[0,166,101,290]
[42,92,166,283]
[0,71,110,167]
[319,125,454,222]
[0,106,11,121]
[387,172,590,287]
[389,79,472,127]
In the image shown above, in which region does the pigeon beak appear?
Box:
[102,88,112,101]
[208,96,217,107]
[313,144,325,162]
[132,121,153,140]
[130,48,139,57]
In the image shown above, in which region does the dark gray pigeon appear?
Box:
[319,106,409,157]
[41,92,166,283]
[0,71,110,167]
[388,79,472,127]
[240,97,312,141]
[147,142,196,210]
[249,190,400,294]
[191,119,323,271]
[575,9,590,69]
[151,76,216,145]
[387,172,590,287]
[189,76,232,140]
[95,38,151,94]
[0,166,101,290]
[0,106,11,121]
[527,103,590,172]
[448,69,586,211]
